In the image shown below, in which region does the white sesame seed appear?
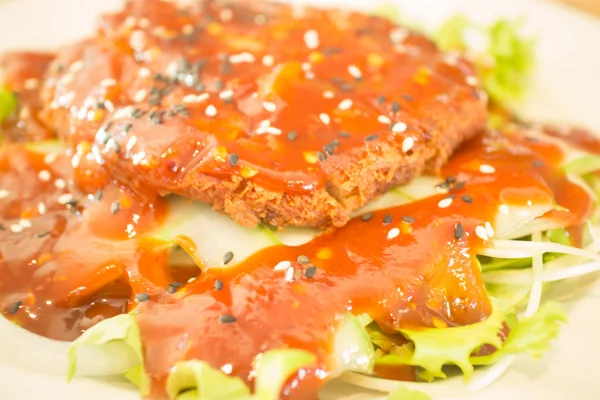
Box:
[304,29,319,49]
[54,179,66,189]
[466,76,479,86]
[220,8,233,22]
[479,164,496,174]
[205,104,217,117]
[24,78,39,90]
[37,202,46,215]
[19,219,32,228]
[139,18,150,29]
[126,136,138,153]
[348,65,362,79]
[266,127,282,135]
[58,193,74,205]
[100,78,117,88]
[499,204,510,215]
[387,227,400,240]
[392,121,408,134]
[262,55,274,66]
[274,260,292,271]
[263,102,277,112]
[323,90,335,99]
[338,99,353,110]
[230,52,256,64]
[438,197,453,208]
[44,153,58,164]
[485,222,495,239]
[475,225,489,241]
[0,189,8,199]
[130,30,146,49]
[301,62,311,72]
[10,224,23,233]
[182,24,195,36]
[285,266,295,282]
[133,88,147,102]
[70,60,84,73]
[219,89,234,101]
[132,151,146,165]
[138,67,151,78]
[402,137,415,153]
[124,16,137,29]
[104,100,115,113]
[183,93,209,103]
[390,27,409,44]
[60,73,74,86]
[71,154,80,170]
[259,120,271,129]
[377,115,392,125]
[319,113,331,125]
[38,170,51,181]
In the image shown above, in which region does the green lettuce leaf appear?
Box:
[387,386,433,400]
[67,314,150,395]
[471,301,567,365]
[166,349,316,400]
[166,361,251,400]
[0,86,17,124]
[377,302,506,381]
[436,16,535,105]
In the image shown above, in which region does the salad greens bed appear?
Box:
[2,6,600,400]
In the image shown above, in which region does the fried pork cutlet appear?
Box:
[38,0,487,228]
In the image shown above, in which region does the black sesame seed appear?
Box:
[402,94,414,102]
[376,95,386,105]
[446,176,457,184]
[287,131,298,141]
[148,111,163,125]
[223,251,234,265]
[214,279,224,290]
[7,300,22,315]
[111,202,121,214]
[131,108,145,119]
[123,123,133,134]
[135,293,150,303]
[533,160,544,168]
[339,131,351,138]
[331,77,344,84]
[220,314,237,324]
[383,214,393,224]
[361,213,373,222]
[167,282,183,294]
[214,79,225,90]
[35,231,50,238]
[65,199,78,208]
[228,153,239,167]
[110,140,121,154]
[195,83,206,92]
[402,216,415,224]
[454,223,464,239]
[446,194,457,200]
[95,190,103,201]
[331,139,340,147]
[391,101,400,113]
[462,194,473,204]
[451,181,466,191]
[323,144,335,155]
[340,83,354,91]
[297,255,310,264]
[164,110,174,119]
[103,121,114,133]
[365,134,378,142]
[317,151,327,162]
[305,266,317,278]
[96,101,106,110]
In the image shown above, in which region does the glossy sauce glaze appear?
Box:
[0,119,594,399]
[40,0,486,196]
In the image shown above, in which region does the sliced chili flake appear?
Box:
[220,314,237,324]
[7,300,22,315]
[223,251,234,265]
[305,266,317,278]
[454,223,464,239]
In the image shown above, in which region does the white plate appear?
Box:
[1,0,600,399]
